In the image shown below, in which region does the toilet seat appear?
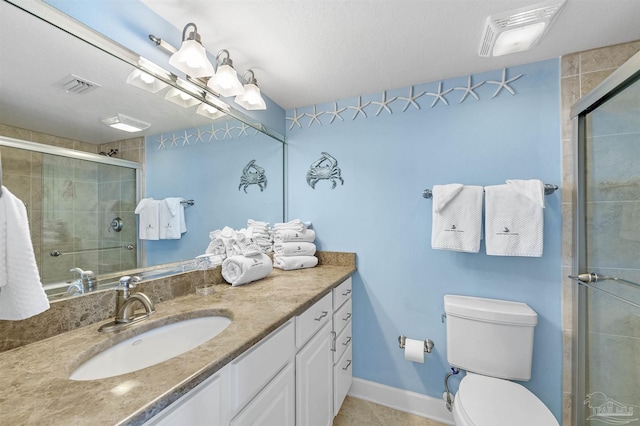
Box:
[453,373,559,426]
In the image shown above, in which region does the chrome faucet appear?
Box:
[99,276,156,332]
[67,267,99,295]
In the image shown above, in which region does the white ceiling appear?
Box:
[141,0,640,110]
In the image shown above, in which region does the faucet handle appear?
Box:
[118,275,142,289]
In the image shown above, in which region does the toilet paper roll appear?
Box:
[404,338,424,363]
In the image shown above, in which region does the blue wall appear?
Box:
[286,60,562,420]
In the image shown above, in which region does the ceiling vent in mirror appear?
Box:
[53,74,102,94]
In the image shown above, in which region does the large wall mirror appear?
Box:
[0,0,285,299]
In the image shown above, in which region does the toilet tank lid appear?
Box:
[444,294,538,326]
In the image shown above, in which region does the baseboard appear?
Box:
[348,378,455,425]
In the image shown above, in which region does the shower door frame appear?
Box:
[570,51,640,426]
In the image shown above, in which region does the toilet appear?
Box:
[444,294,559,426]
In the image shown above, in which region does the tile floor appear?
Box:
[334,396,449,426]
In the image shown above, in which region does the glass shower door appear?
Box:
[578,76,640,425]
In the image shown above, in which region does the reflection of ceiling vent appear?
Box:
[53,74,102,94]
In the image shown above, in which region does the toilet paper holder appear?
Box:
[398,335,435,353]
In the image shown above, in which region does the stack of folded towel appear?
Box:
[134,197,187,240]
[273,220,318,270]
[247,219,273,253]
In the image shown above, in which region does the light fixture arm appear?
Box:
[181,23,200,43]
[241,69,258,85]
[215,49,234,71]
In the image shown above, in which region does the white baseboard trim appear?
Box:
[348,378,455,425]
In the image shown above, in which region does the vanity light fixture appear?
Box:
[207,50,245,97]
[196,95,228,120]
[168,23,215,78]
[101,114,151,132]
[479,0,565,57]
[126,69,169,93]
[165,79,202,108]
[234,70,266,111]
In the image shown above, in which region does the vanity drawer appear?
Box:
[333,277,352,310]
[333,343,353,416]
[230,319,295,411]
[333,318,352,364]
[333,298,352,337]
[296,292,332,348]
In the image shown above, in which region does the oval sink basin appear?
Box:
[70,316,232,381]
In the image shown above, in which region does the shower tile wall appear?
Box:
[560,39,640,425]
[0,124,143,283]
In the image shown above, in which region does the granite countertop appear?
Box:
[0,263,355,425]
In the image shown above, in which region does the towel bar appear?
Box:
[180,199,195,206]
[422,183,558,199]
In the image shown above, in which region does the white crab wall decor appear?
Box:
[239,160,267,193]
[306,152,344,189]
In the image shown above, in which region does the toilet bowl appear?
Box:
[453,373,558,426]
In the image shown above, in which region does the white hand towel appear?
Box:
[485,179,545,257]
[0,186,50,320]
[431,184,483,253]
[273,255,318,270]
[273,228,316,243]
[222,253,273,286]
[273,242,317,257]
[273,219,309,232]
[159,198,186,239]
[135,198,160,240]
[233,232,262,256]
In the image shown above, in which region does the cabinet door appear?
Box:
[230,362,295,426]
[334,344,353,417]
[296,321,333,426]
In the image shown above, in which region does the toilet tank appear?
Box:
[444,294,538,381]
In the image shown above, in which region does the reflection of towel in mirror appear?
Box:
[135,198,159,240]
[273,255,318,271]
[273,228,316,243]
[159,197,186,239]
[222,253,273,286]
[0,186,50,320]
[273,242,316,257]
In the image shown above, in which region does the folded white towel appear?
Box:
[159,197,186,239]
[273,228,316,243]
[431,184,484,253]
[273,255,318,271]
[135,198,160,240]
[485,179,545,257]
[273,242,316,257]
[233,232,262,256]
[0,186,50,320]
[273,219,312,232]
[222,253,273,286]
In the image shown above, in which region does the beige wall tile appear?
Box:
[561,53,580,77]
[580,40,640,73]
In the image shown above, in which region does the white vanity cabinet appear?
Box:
[332,277,353,416]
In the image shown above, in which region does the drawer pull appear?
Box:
[342,312,352,321]
[314,311,329,321]
[342,289,352,296]
[342,336,352,346]
[342,360,352,371]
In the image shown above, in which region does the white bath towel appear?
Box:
[135,198,160,240]
[273,242,317,257]
[431,184,484,253]
[273,255,318,271]
[485,179,545,257]
[0,186,50,320]
[159,197,186,239]
[222,253,273,286]
[273,228,316,243]
[273,219,312,231]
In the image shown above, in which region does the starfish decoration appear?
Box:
[425,81,453,107]
[326,102,347,124]
[237,123,250,137]
[453,75,485,103]
[194,127,206,144]
[348,96,371,120]
[207,123,222,142]
[371,91,397,116]
[486,68,523,98]
[169,133,179,148]
[306,105,324,127]
[181,130,192,146]
[156,134,168,151]
[286,108,305,130]
[222,122,234,139]
[397,86,426,112]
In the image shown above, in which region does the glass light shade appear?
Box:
[126,69,168,93]
[235,84,266,110]
[207,64,244,97]
[492,22,546,56]
[165,87,200,108]
[196,103,225,120]
[169,39,215,78]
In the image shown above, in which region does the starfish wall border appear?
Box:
[286,68,523,130]
[150,121,260,151]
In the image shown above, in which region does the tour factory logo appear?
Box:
[446,224,463,233]
[496,226,518,236]
[585,392,638,425]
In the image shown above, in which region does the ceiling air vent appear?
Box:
[53,74,102,94]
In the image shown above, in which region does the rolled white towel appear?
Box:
[273,242,316,257]
[273,255,318,271]
[273,228,316,243]
[222,253,273,286]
